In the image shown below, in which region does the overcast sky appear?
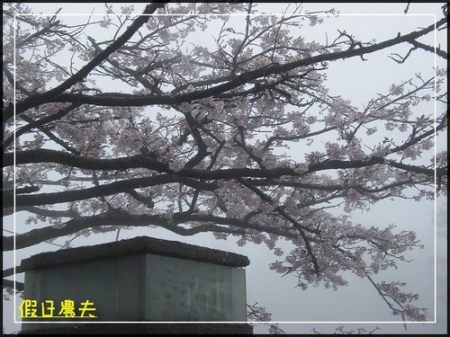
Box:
[3,2,447,335]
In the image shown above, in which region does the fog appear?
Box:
[3,2,447,335]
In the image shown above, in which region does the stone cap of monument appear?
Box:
[20,236,250,271]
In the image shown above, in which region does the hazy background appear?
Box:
[3,2,447,334]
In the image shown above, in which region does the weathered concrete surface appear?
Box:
[20,237,250,334]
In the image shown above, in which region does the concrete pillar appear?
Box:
[19,236,252,334]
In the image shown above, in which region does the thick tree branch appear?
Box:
[3,278,24,292]
[3,103,82,151]
[4,211,298,251]
[409,39,447,59]
[4,174,216,208]
[4,148,441,208]
[4,17,445,119]
[3,2,169,122]
[7,148,440,178]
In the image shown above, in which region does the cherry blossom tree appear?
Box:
[2,2,447,325]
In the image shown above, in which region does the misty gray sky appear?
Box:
[3,2,447,335]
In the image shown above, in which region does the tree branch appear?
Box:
[4,174,216,208]
[3,2,169,122]
[4,211,298,251]
[5,17,445,119]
